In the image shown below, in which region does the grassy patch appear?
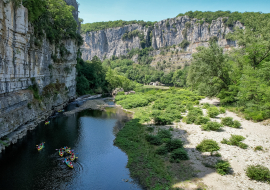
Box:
[221,117,241,128]
[215,160,231,175]
[201,121,223,131]
[196,139,220,153]
[254,146,263,151]
[207,107,220,118]
[221,135,248,149]
[246,165,270,183]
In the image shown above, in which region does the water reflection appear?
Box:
[0,104,140,190]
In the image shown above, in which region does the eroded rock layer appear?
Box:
[0,0,79,152]
[81,16,243,61]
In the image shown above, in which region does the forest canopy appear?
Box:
[81,20,157,33]
[177,11,270,26]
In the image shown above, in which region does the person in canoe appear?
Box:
[64,158,73,168]
[59,148,64,157]
[66,147,72,154]
[36,142,45,151]
[45,121,50,125]
[70,153,77,161]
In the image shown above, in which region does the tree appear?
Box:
[226,14,270,69]
[187,41,231,96]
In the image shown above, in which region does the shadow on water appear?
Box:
[0,103,142,190]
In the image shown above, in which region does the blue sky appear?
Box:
[78,0,270,24]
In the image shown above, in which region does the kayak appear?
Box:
[70,154,77,161]
[65,158,73,169]
[58,110,64,112]
[45,121,50,125]
[37,142,45,151]
[66,148,72,154]
[59,150,64,157]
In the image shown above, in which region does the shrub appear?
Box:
[196,139,220,152]
[194,116,210,125]
[153,114,174,125]
[202,103,210,109]
[254,146,263,151]
[145,135,162,145]
[207,107,220,118]
[146,127,154,132]
[215,160,231,175]
[246,165,270,182]
[219,107,226,114]
[166,139,184,152]
[186,107,203,124]
[221,117,234,126]
[117,91,125,95]
[233,120,241,128]
[201,121,223,131]
[162,138,171,143]
[221,117,241,128]
[170,148,189,162]
[157,129,172,139]
[179,39,190,49]
[221,135,248,149]
[156,145,168,155]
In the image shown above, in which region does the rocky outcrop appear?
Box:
[0,0,79,152]
[81,16,244,61]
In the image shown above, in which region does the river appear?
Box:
[0,100,142,190]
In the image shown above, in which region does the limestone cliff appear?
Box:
[81,16,244,61]
[0,0,79,152]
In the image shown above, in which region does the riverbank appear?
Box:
[114,90,270,190]
[64,98,110,116]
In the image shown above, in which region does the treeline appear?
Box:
[188,14,270,121]
[177,11,270,27]
[102,57,188,87]
[81,20,156,33]
[76,55,141,95]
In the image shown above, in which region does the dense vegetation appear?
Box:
[81,20,156,33]
[187,13,270,121]
[20,0,82,47]
[177,11,270,26]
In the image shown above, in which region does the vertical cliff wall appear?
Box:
[0,0,79,152]
[81,16,244,61]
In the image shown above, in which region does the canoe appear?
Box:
[59,150,64,157]
[70,154,77,161]
[65,158,73,168]
[45,121,50,125]
[66,148,72,154]
[58,110,64,112]
[37,142,45,151]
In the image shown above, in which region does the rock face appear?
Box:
[0,0,79,152]
[81,16,244,61]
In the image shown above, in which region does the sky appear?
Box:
[78,0,270,24]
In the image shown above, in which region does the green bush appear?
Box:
[156,145,168,155]
[196,139,220,152]
[219,107,226,114]
[146,127,154,132]
[221,135,248,149]
[207,107,220,118]
[166,139,184,152]
[117,91,125,95]
[246,165,270,182]
[170,148,189,162]
[201,121,223,131]
[202,103,211,109]
[157,129,172,139]
[145,135,162,145]
[215,160,231,175]
[221,117,234,126]
[153,114,174,125]
[221,117,241,128]
[233,120,241,128]
[194,116,210,125]
[254,146,263,151]
[162,138,171,143]
[186,107,203,124]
